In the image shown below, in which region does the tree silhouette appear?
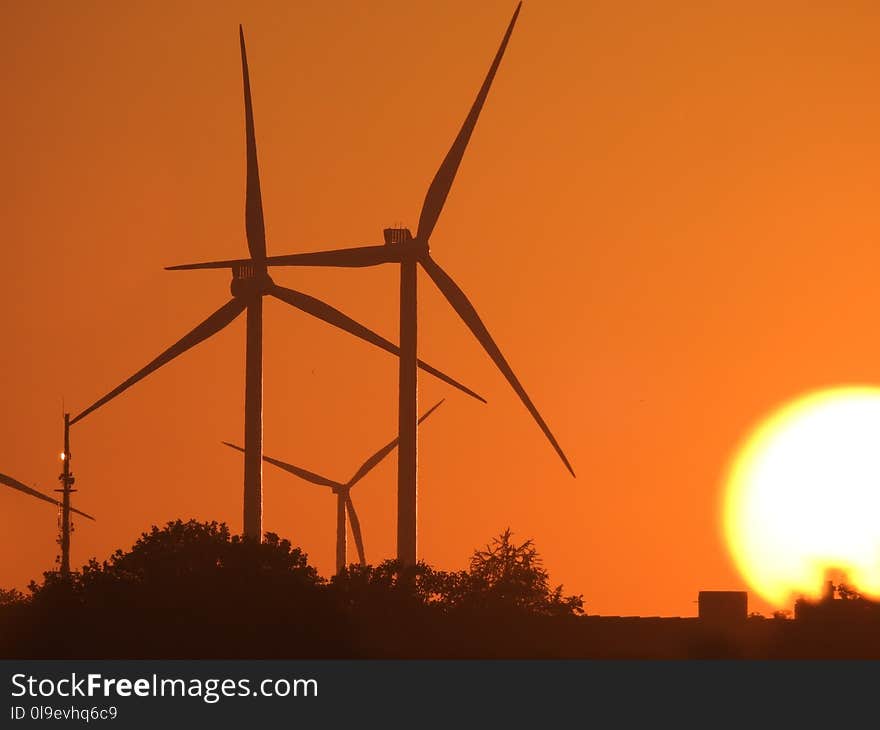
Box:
[14,519,348,658]
[450,528,584,616]
[835,583,864,601]
[1,520,588,658]
[329,532,583,618]
[330,559,448,610]
[0,587,25,607]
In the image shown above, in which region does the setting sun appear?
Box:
[725,387,880,606]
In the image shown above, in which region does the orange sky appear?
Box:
[3,0,880,617]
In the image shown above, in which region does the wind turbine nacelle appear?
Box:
[231,262,274,298]
[383,228,413,246]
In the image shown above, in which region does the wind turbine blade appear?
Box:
[269,284,486,402]
[166,257,251,271]
[418,398,445,424]
[421,255,575,477]
[416,2,521,241]
[0,473,96,520]
[347,441,398,488]
[415,362,482,403]
[240,26,267,263]
[222,441,341,489]
[266,245,400,268]
[71,298,247,425]
[348,399,445,487]
[0,472,63,509]
[345,495,366,565]
[69,505,96,521]
[166,246,397,271]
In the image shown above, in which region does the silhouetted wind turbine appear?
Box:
[1,421,95,577]
[70,27,482,542]
[167,3,574,566]
[223,400,444,573]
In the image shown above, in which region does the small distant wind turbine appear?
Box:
[1,417,95,576]
[166,3,574,566]
[224,400,444,573]
[70,27,482,542]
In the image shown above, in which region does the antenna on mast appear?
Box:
[55,412,74,577]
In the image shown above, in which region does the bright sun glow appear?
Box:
[725,386,880,606]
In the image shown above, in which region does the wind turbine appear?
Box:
[70,27,482,542]
[223,400,444,573]
[1,415,95,576]
[166,4,574,566]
